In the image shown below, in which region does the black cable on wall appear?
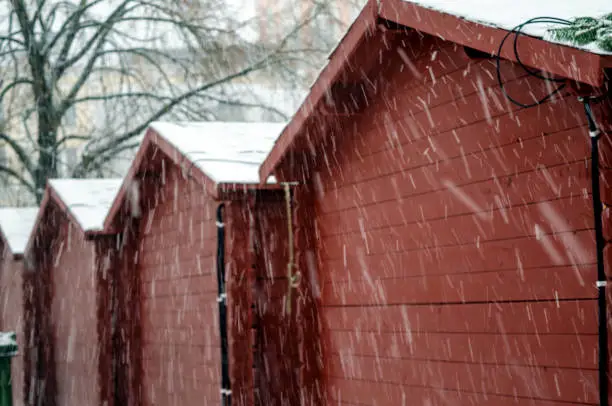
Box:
[496,20,609,406]
[216,204,231,406]
[581,98,609,406]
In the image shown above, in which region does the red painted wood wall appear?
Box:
[93,235,117,406]
[128,146,318,406]
[23,203,117,406]
[113,208,142,406]
[225,199,254,406]
[0,241,25,405]
[252,192,300,406]
[227,189,321,406]
[136,159,222,405]
[276,31,612,405]
[209,189,317,406]
[26,205,60,406]
[50,215,101,406]
[22,265,36,406]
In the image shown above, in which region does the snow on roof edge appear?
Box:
[0,207,40,256]
[48,178,124,232]
[149,121,287,184]
[404,0,612,55]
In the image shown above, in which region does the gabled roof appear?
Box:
[150,122,285,183]
[0,208,39,258]
[259,0,612,180]
[48,179,123,231]
[103,121,286,231]
[24,178,123,255]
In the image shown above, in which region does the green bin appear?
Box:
[0,333,17,406]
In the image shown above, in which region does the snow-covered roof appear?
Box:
[49,179,123,232]
[150,121,286,184]
[407,0,612,54]
[0,208,39,255]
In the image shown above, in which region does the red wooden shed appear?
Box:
[259,0,612,404]
[24,178,122,406]
[102,121,322,406]
[0,207,38,406]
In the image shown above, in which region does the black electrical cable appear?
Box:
[581,98,609,406]
[216,204,231,406]
[496,17,572,108]
[511,18,571,82]
[497,17,610,406]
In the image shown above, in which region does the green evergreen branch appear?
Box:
[548,14,612,52]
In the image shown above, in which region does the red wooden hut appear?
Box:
[102,121,322,406]
[259,0,612,404]
[0,207,38,406]
[24,178,123,406]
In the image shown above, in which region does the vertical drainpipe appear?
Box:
[580,97,609,406]
[216,204,231,406]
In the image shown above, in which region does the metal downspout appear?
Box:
[580,97,609,406]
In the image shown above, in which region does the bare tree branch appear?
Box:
[0,0,355,203]
[0,132,33,176]
[44,0,107,56]
[82,55,281,160]
[0,163,35,195]
[0,78,34,100]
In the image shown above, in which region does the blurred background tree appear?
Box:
[0,0,364,204]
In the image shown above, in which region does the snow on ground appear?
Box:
[49,179,123,231]
[150,121,286,184]
[406,0,612,54]
[0,208,39,255]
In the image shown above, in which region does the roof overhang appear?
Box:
[259,0,380,181]
[379,0,611,85]
[259,0,612,181]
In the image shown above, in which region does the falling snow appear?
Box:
[0,0,611,405]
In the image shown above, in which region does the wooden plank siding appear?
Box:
[138,162,221,406]
[50,220,99,406]
[226,199,256,406]
[305,35,607,405]
[252,193,301,406]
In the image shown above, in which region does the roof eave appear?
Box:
[102,128,156,232]
[216,182,285,200]
[23,182,92,256]
[379,0,607,86]
[102,127,223,232]
[22,187,50,256]
[258,0,380,182]
[258,0,611,181]
[84,230,116,241]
